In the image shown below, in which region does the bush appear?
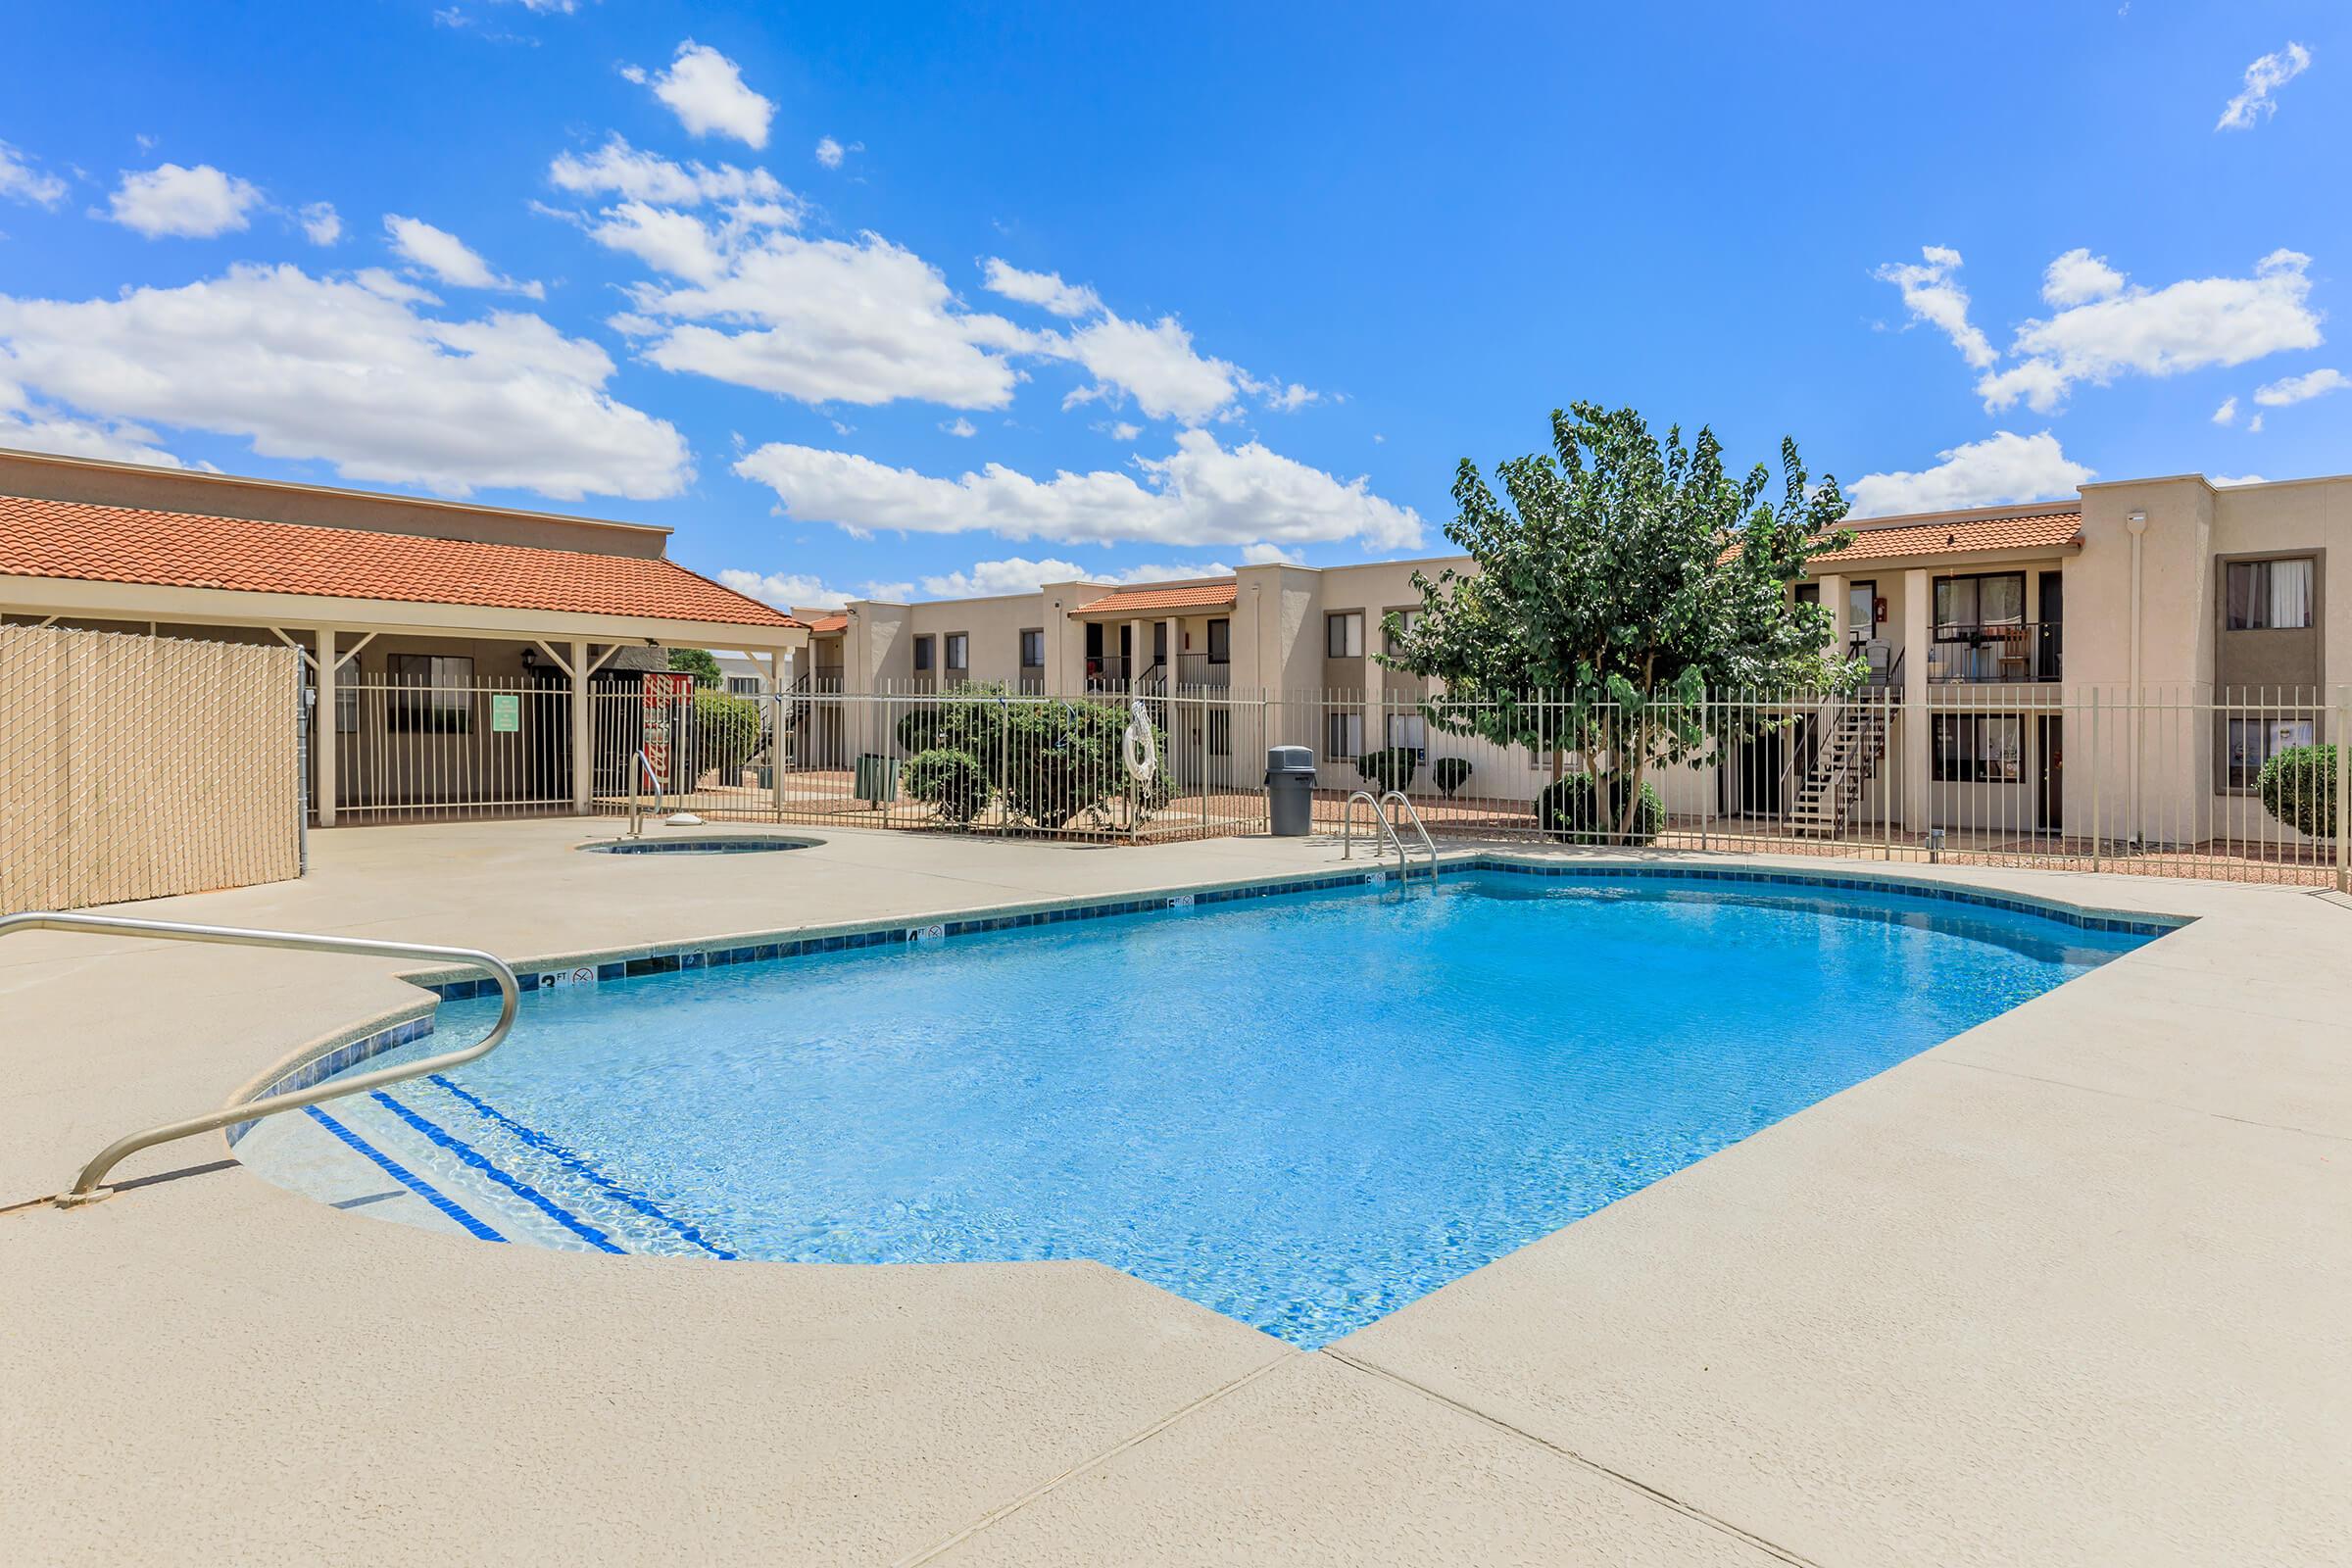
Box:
[1432,757,1473,799]
[903,748,990,826]
[692,690,762,768]
[1538,770,1664,844]
[997,699,1169,830]
[1353,747,1419,794]
[2257,743,2340,838]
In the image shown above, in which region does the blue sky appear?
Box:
[1,2,2345,608]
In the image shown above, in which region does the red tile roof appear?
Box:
[1812,510,2083,566]
[0,493,802,630]
[802,612,849,634]
[1072,581,1238,614]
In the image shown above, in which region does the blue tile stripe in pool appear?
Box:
[425,1073,739,1260]
[233,859,2182,1161]
[304,1104,506,1244]
[368,1090,624,1254]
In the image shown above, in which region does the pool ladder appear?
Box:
[1341,789,1440,884]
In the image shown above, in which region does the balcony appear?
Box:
[1175,654,1231,688]
[1927,621,2061,684]
[1084,655,1130,690]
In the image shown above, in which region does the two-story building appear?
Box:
[801,470,2347,851]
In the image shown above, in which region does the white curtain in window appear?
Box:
[2269,559,2314,629]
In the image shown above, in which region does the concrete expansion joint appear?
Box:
[896,1349,1298,1567]
[1317,1348,1825,1568]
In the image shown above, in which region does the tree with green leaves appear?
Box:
[1379,404,1857,841]
[666,646,724,688]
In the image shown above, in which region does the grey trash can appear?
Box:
[1265,745,1317,836]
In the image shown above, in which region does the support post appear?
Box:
[570,639,592,815]
[315,627,338,828]
[767,648,788,815]
[1900,567,1930,840]
[2335,686,2348,896]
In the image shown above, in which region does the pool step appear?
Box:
[243,1079,735,1259]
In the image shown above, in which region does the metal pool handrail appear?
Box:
[1340,789,1407,880]
[1380,789,1440,883]
[0,910,519,1207]
[628,748,665,837]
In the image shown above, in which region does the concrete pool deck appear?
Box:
[4,819,2347,1565]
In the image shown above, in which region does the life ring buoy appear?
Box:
[1122,699,1158,783]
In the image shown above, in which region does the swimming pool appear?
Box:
[238,867,2160,1347]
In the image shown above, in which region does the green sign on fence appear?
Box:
[489,693,519,733]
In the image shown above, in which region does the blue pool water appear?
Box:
[248,871,2155,1347]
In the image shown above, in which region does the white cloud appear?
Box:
[0,142,67,208]
[1873,245,1996,369]
[384,215,544,298]
[1241,542,1302,565]
[609,220,1036,408]
[813,136,862,170]
[0,376,194,467]
[1847,431,2094,517]
[0,263,692,499]
[733,428,1422,551]
[2211,473,2268,487]
[102,163,264,238]
[2250,413,2266,433]
[1266,382,1322,413]
[2217,42,2312,130]
[547,135,784,207]
[2213,396,2238,426]
[297,202,342,246]
[1979,250,2323,413]
[715,569,857,611]
[982,259,1102,319]
[2252,367,2346,406]
[917,556,1088,598]
[1102,420,1141,442]
[1057,314,1242,424]
[646,40,774,149]
[940,416,976,437]
[2040,247,2125,307]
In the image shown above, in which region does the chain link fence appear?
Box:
[1,624,303,912]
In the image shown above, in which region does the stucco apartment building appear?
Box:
[803,470,2348,848]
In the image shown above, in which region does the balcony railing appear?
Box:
[1927,621,2062,684]
[1176,654,1231,688]
[1084,655,1130,689]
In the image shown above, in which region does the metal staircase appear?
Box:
[1783,694,1892,837]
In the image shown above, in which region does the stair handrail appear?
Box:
[0,910,518,1207]
[1340,789,1407,880]
[1379,789,1440,882]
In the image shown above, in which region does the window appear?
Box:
[1019,628,1045,668]
[1381,608,1420,657]
[1325,710,1363,760]
[1205,617,1231,665]
[1933,572,2025,630]
[2225,558,2315,630]
[944,632,969,670]
[386,654,472,733]
[2226,717,2315,788]
[1846,579,1878,638]
[726,676,760,698]
[1152,622,1169,662]
[1326,612,1364,659]
[1931,713,2023,783]
[911,635,934,672]
[1387,712,1427,760]
[1208,710,1231,757]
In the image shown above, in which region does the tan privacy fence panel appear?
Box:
[1,625,302,912]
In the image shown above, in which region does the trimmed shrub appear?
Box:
[692,690,762,768]
[1432,757,1473,799]
[2257,743,2341,838]
[1353,747,1419,794]
[997,700,1169,830]
[1538,770,1664,845]
[903,748,990,826]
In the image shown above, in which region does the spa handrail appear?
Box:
[0,910,518,1207]
[628,748,665,837]
[1340,789,1407,881]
